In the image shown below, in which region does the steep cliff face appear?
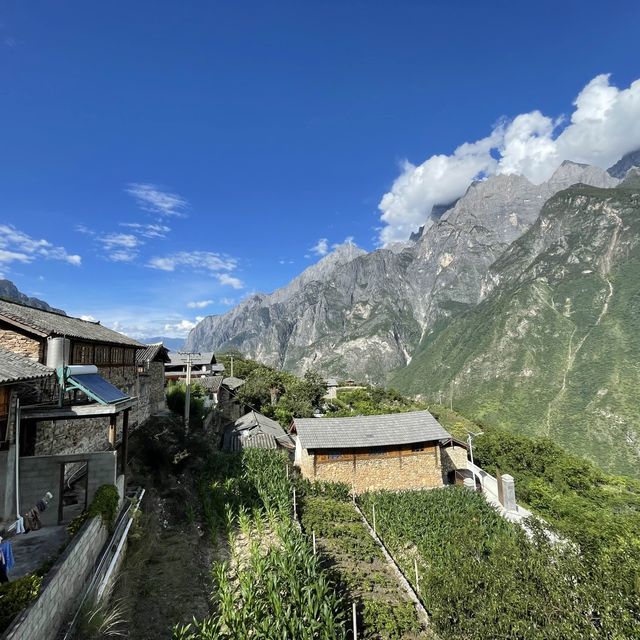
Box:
[392,180,640,476]
[186,161,618,380]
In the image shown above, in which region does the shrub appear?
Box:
[87,484,120,529]
[0,574,43,632]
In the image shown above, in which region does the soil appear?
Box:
[108,415,217,639]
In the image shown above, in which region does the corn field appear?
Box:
[359,487,640,639]
[173,450,348,639]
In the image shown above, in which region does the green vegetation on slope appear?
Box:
[325,386,426,417]
[175,450,347,640]
[392,183,640,477]
[359,487,639,639]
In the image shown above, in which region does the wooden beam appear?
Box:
[108,414,117,450]
[121,408,129,475]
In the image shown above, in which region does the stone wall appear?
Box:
[0,327,41,361]
[19,451,117,527]
[441,444,469,478]
[300,446,446,494]
[135,362,165,427]
[1,516,109,640]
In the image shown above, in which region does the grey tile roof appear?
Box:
[136,342,170,364]
[198,375,224,392]
[223,410,294,451]
[167,352,216,366]
[0,347,54,384]
[0,299,144,347]
[222,376,245,390]
[225,432,278,452]
[294,410,451,450]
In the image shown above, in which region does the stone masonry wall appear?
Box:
[441,445,469,477]
[0,327,41,361]
[301,447,445,494]
[1,516,109,640]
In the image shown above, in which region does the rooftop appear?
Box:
[167,351,217,366]
[198,375,224,392]
[224,410,294,451]
[0,298,143,347]
[293,410,451,450]
[0,347,54,384]
[136,342,170,364]
[222,376,245,390]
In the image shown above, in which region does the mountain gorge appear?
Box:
[186,152,640,474]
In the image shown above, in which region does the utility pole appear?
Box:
[230,355,234,378]
[467,430,484,489]
[179,351,201,433]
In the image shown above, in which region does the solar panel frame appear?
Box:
[68,373,129,404]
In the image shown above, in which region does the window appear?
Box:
[95,346,110,365]
[111,347,123,364]
[124,348,135,365]
[411,445,425,453]
[72,343,93,364]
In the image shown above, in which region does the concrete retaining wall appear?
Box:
[19,451,116,527]
[1,516,109,640]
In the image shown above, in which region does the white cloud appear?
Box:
[80,314,97,322]
[99,233,141,262]
[147,251,237,273]
[310,238,329,256]
[220,297,236,306]
[217,273,244,289]
[187,299,214,309]
[163,317,204,336]
[120,222,171,238]
[0,225,81,266]
[378,74,640,244]
[126,183,188,217]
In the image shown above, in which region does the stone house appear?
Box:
[136,342,170,419]
[0,299,145,458]
[223,410,294,452]
[292,410,456,494]
[217,376,245,421]
[165,351,224,382]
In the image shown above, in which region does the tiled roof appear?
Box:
[167,352,216,366]
[294,410,451,450]
[199,375,224,392]
[223,410,294,451]
[222,376,245,390]
[0,299,143,347]
[136,342,170,364]
[0,347,54,384]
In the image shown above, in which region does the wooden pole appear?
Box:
[312,531,316,555]
[352,602,357,640]
[121,408,129,475]
[108,414,117,450]
[292,487,297,520]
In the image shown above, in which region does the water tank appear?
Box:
[46,337,70,369]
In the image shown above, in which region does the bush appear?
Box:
[88,484,120,528]
[0,574,43,632]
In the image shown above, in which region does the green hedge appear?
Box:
[67,483,120,536]
[0,574,43,632]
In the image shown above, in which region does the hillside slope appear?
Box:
[393,177,640,476]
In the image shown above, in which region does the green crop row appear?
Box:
[174,450,348,639]
[359,487,639,640]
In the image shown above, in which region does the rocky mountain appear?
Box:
[186,160,620,381]
[392,178,640,476]
[0,279,64,313]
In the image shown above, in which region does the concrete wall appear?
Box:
[300,445,446,494]
[19,451,117,527]
[1,516,109,640]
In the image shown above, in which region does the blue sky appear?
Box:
[1,1,639,339]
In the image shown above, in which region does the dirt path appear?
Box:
[112,487,213,639]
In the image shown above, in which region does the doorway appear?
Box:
[58,460,89,524]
